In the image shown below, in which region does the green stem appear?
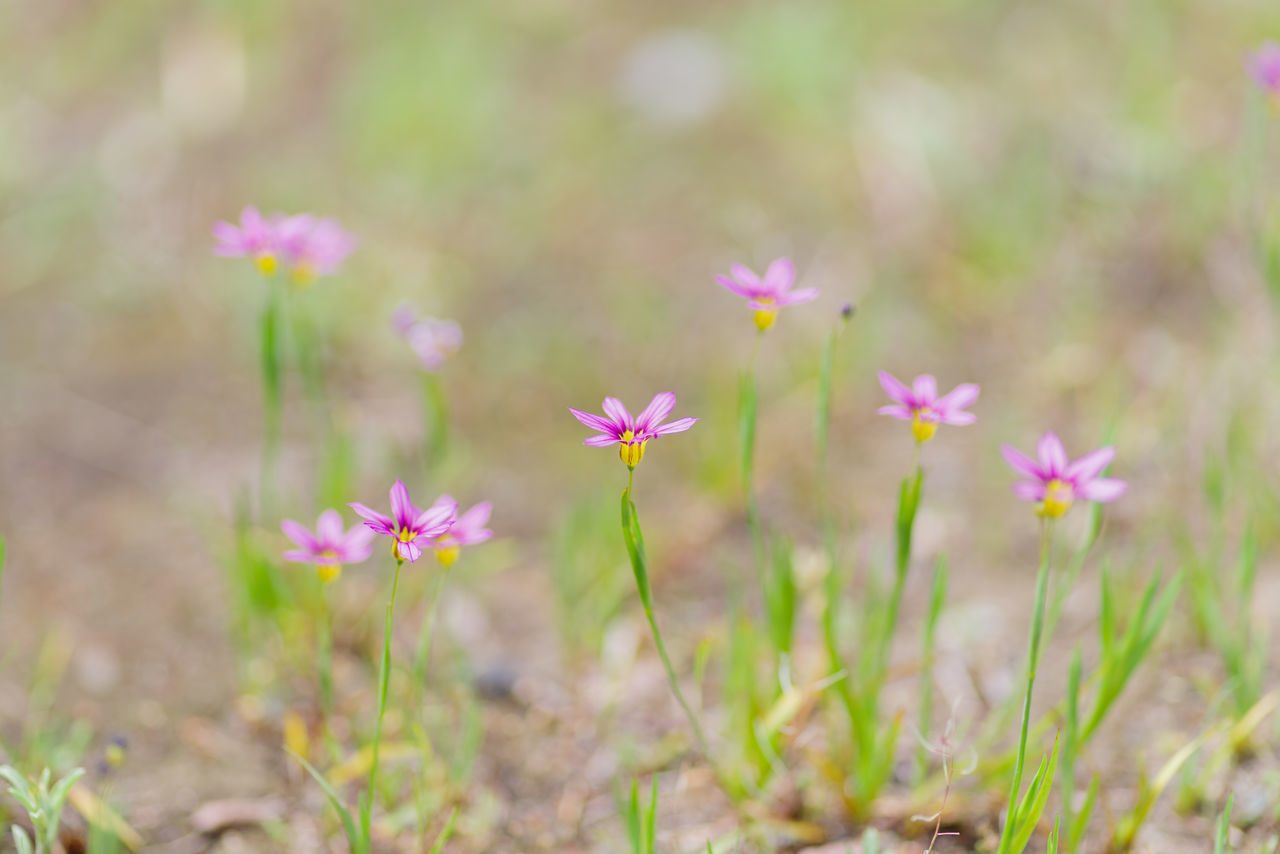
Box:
[362,557,405,849]
[316,581,334,719]
[414,572,448,699]
[621,474,710,759]
[740,332,767,588]
[421,372,450,474]
[998,520,1055,854]
[258,282,283,516]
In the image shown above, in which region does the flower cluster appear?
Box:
[214,206,356,284]
[570,393,697,467]
[392,305,463,371]
[717,257,818,331]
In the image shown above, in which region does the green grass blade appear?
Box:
[286,749,360,853]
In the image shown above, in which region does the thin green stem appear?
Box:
[999,519,1055,854]
[421,372,449,474]
[740,331,766,586]
[362,557,405,849]
[258,281,283,516]
[316,580,334,719]
[414,572,449,699]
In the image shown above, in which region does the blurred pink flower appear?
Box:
[350,480,457,562]
[717,257,818,331]
[282,217,357,284]
[877,371,978,443]
[392,305,463,371]
[1001,432,1126,519]
[281,509,376,583]
[570,392,697,467]
[1251,41,1280,95]
[213,206,279,274]
[427,499,492,567]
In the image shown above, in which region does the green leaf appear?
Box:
[426,807,458,854]
[286,750,361,854]
[1214,792,1234,854]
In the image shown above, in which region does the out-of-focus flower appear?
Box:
[281,509,376,582]
[281,217,356,285]
[1001,432,1126,518]
[570,392,697,467]
[350,481,457,563]
[392,305,463,371]
[877,371,979,443]
[1251,41,1280,97]
[213,206,279,274]
[717,257,819,331]
[427,499,492,567]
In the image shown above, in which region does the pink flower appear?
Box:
[392,305,463,371]
[213,206,279,274]
[1001,432,1127,519]
[349,480,457,562]
[282,217,357,284]
[877,371,979,443]
[716,257,819,331]
[426,499,492,567]
[281,509,376,583]
[570,392,697,467]
[1251,41,1280,95]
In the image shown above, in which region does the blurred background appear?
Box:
[3,0,1280,850]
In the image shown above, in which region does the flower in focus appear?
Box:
[213,206,279,274]
[1001,432,1126,519]
[877,371,979,443]
[570,392,697,467]
[281,509,376,582]
[350,480,457,562]
[716,257,819,331]
[280,217,357,285]
[1251,41,1280,97]
[392,305,463,371]
[426,499,492,567]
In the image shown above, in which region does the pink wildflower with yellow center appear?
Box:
[425,499,492,567]
[350,480,457,562]
[716,257,819,331]
[212,206,280,274]
[281,509,376,583]
[570,392,697,468]
[877,371,979,443]
[1001,432,1126,519]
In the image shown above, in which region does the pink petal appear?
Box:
[584,434,620,447]
[1001,445,1045,481]
[651,416,696,436]
[349,502,394,533]
[341,524,377,553]
[1037,432,1068,476]
[877,404,913,420]
[1078,478,1127,503]
[397,540,423,562]
[316,509,345,543]
[729,263,761,287]
[601,397,633,431]
[717,275,757,299]
[414,498,457,537]
[635,392,676,432]
[763,257,795,294]
[1065,446,1115,483]
[878,371,914,407]
[940,411,976,426]
[456,502,492,535]
[283,549,315,563]
[934,383,979,415]
[775,287,819,306]
[1012,481,1046,502]
[912,375,938,406]
[281,519,319,551]
[569,407,617,435]
[389,480,417,530]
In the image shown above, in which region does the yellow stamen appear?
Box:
[316,564,341,584]
[911,412,938,443]
[436,545,460,567]
[1038,479,1073,518]
[618,430,648,467]
[753,298,778,332]
[255,253,277,275]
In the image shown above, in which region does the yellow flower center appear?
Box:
[255,253,278,275]
[316,564,341,584]
[436,545,460,567]
[1038,479,1074,518]
[618,429,648,467]
[753,297,778,332]
[911,411,938,443]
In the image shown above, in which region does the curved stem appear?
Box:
[363,557,404,849]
